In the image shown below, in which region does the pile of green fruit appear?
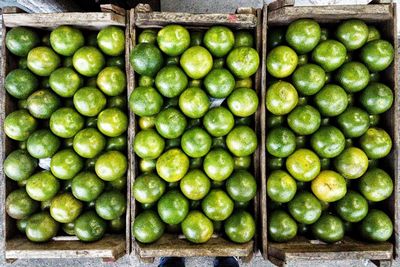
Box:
[129,25,259,244]
[266,19,394,244]
[4,25,127,242]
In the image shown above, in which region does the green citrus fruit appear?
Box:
[26,211,59,242]
[287,105,321,135]
[5,69,38,99]
[359,168,393,202]
[158,190,189,225]
[49,67,81,97]
[6,188,39,219]
[360,209,392,242]
[95,190,126,220]
[155,65,188,98]
[311,170,346,202]
[266,45,297,78]
[336,190,368,223]
[6,27,40,56]
[314,84,348,117]
[157,25,190,56]
[203,68,235,98]
[336,62,370,93]
[225,210,255,243]
[203,148,234,181]
[156,148,189,182]
[286,149,320,182]
[226,170,256,202]
[179,87,210,118]
[50,192,82,223]
[180,46,213,79]
[50,149,83,180]
[226,125,257,157]
[204,26,234,57]
[27,89,60,119]
[97,26,125,56]
[155,108,187,139]
[134,129,165,159]
[73,87,107,117]
[310,126,345,158]
[96,66,126,96]
[268,210,297,242]
[360,39,394,72]
[286,19,321,54]
[334,147,368,179]
[181,210,213,243]
[360,127,392,159]
[312,40,346,72]
[267,170,297,203]
[292,63,325,95]
[312,214,344,243]
[337,107,369,138]
[74,210,106,242]
[227,47,259,79]
[360,82,393,115]
[26,171,60,201]
[180,169,211,200]
[288,191,322,224]
[95,151,127,181]
[4,149,37,182]
[203,107,234,137]
[336,19,368,50]
[181,127,212,158]
[130,43,164,77]
[50,25,84,56]
[266,81,298,115]
[266,127,296,158]
[27,129,60,158]
[129,86,163,117]
[202,189,234,221]
[72,46,105,77]
[72,171,105,202]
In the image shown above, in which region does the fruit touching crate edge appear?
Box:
[260,1,399,265]
[128,4,263,262]
[0,6,129,262]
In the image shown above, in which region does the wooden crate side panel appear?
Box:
[2,12,125,29]
[263,2,397,263]
[129,8,261,259]
[1,11,128,261]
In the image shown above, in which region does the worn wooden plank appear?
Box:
[5,235,125,259]
[137,234,253,258]
[100,4,126,16]
[268,4,392,25]
[135,12,257,29]
[2,12,125,29]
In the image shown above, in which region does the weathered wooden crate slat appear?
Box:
[260,2,399,266]
[0,7,129,262]
[128,6,262,262]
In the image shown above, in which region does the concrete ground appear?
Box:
[0,0,399,266]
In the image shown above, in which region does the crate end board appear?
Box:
[261,1,398,264]
[129,7,261,259]
[2,12,125,29]
[0,10,129,261]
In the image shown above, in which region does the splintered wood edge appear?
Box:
[2,12,125,29]
[267,4,392,25]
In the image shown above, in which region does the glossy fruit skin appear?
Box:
[97,108,127,137]
[73,128,106,158]
[156,148,189,182]
[286,19,321,54]
[180,46,213,79]
[4,149,37,182]
[266,127,296,158]
[203,26,234,57]
[359,168,393,202]
[234,156,251,170]
[336,62,370,93]
[267,82,297,115]
[50,149,83,180]
[139,29,157,44]
[181,210,213,243]
[337,107,370,138]
[155,65,188,98]
[226,170,257,202]
[27,46,60,76]
[360,82,393,115]
[6,27,40,56]
[134,129,165,159]
[202,189,234,221]
[5,69,38,99]
[268,210,297,242]
[179,87,210,119]
[227,47,259,79]
[360,127,392,159]
[336,190,368,223]
[181,127,212,158]
[73,46,105,77]
[50,25,84,56]
[203,107,235,137]
[314,84,348,117]
[157,190,189,225]
[266,46,298,78]
[204,68,235,98]
[311,170,347,202]
[27,89,60,119]
[96,67,126,96]
[312,214,344,243]
[97,26,125,56]
[286,149,320,182]
[133,210,165,243]
[203,148,234,181]
[130,43,164,76]
[26,212,59,242]
[49,67,81,97]
[26,171,60,201]
[288,191,322,224]
[225,210,255,243]
[360,209,393,242]
[27,129,60,159]
[336,19,368,50]
[50,107,84,138]
[226,126,257,157]
[95,151,127,181]
[157,25,190,56]
[360,40,394,72]
[235,77,252,89]
[129,86,163,117]
[155,108,187,139]
[311,126,345,158]
[6,188,39,219]
[95,190,126,220]
[334,147,368,179]
[17,218,29,233]
[234,31,254,48]
[72,172,105,202]
[133,173,166,204]
[267,170,297,203]
[73,87,107,117]
[312,40,346,72]
[227,88,258,117]
[74,211,106,242]
[287,105,321,135]
[180,169,211,200]
[292,64,325,95]
[50,192,82,223]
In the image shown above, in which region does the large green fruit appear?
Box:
[312,214,344,243]
[26,212,59,242]
[95,190,126,220]
[133,210,165,243]
[130,43,164,77]
[180,46,213,79]
[181,210,213,243]
[129,86,163,117]
[72,172,105,202]
[336,62,370,93]
[73,46,105,77]
[97,26,125,56]
[268,210,297,242]
[266,46,297,78]
[49,67,81,97]
[180,169,211,200]
[179,87,210,119]
[225,210,255,243]
[155,65,188,98]
[156,148,189,182]
[203,148,234,181]
[26,171,60,201]
[288,191,322,224]
[4,149,37,182]
[286,19,321,54]
[266,81,298,115]
[50,25,84,56]
[203,68,235,98]
[292,63,325,95]
[360,82,393,115]
[266,127,296,158]
[50,149,83,180]
[27,89,60,119]
[74,211,106,242]
[334,147,368,179]
[50,107,84,138]
[27,129,60,159]
[73,87,107,117]
[203,26,234,57]
[360,209,393,242]
[359,127,392,159]
[227,47,259,79]
[310,126,345,158]
[95,151,127,181]
[226,126,257,157]
[155,108,187,139]
[336,19,368,50]
[73,128,106,158]
[360,39,394,72]
[267,170,297,203]
[134,129,165,159]
[287,105,321,135]
[133,173,166,204]
[312,40,346,72]
[336,190,368,223]
[50,192,82,223]
[158,190,189,225]
[203,107,234,137]
[96,66,126,96]
[27,46,60,76]
[157,25,190,56]
[181,127,212,158]
[5,69,38,99]
[97,108,128,137]
[6,188,39,219]
[314,84,348,117]
[226,170,257,202]
[359,168,393,202]
[6,27,40,56]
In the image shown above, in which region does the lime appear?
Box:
[95,190,126,220]
[50,192,82,223]
[288,191,322,224]
[50,107,84,138]
[336,190,368,223]
[4,149,37,182]
[155,108,187,139]
[202,189,234,221]
[226,170,256,202]
[130,43,164,76]
[179,87,210,118]
[26,171,60,201]
[6,27,40,56]
[227,88,258,117]
[72,172,105,202]
[4,109,37,140]
[292,64,325,95]
[73,87,106,117]
[106,134,127,151]
[5,69,38,99]
[73,46,105,77]
[97,26,125,56]
[158,190,189,224]
[227,47,259,78]
[336,19,368,50]
[360,82,393,115]
[267,170,297,203]
[203,148,234,181]
[203,107,234,137]
[6,188,39,219]
[96,67,126,96]
[180,169,211,200]
[50,25,84,56]
[129,86,163,117]
[286,19,321,54]
[225,210,255,243]
[266,127,296,158]
[312,214,344,243]
[337,107,369,138]
[312,40,346,72]
[95,151,127,181]
[27,129,60,159]
[310,126,345,158]
[336,62,370,93]
[73,128,106,158]
[286,149,320,182]
[204,26,234,57]
[181,127,212,158]
[134,129,165,159]
[27,89,60,119]
[204,68,235,98]
[49,67,81,97]
[97,108,127,137]
[360,209,392,242]
[156,148,189,182]
[311,170,346,202]
[180,46,213,79]
[181,210,213,243]
[367,26,381,42]
[226,126,257,157]
[50,149,83,180]
[334,147,368,179]
[157,25,190,56]
[266,46,297,78]
[26,212,59,242]
[74,211,106,242]
[359,168,393,202]
[360,127,392,159]
[287,105,321,135]
[234,31,254,47]
[139,29,157,44]
[155,65,188,98]
[360,40,394,72]
[314,84,348,117]
[268,210,297,242]
[266,81,298,115]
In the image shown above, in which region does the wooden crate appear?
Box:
[128,4,262,262]
[0,5,130,262]
[260,1,399,266]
